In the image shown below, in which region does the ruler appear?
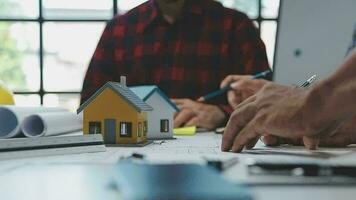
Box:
[0,134,106,159]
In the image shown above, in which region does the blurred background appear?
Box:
[0,0,280,111]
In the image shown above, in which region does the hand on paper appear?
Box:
[172,99,226,130]
[262,117,356,148]
[220,75,268,108]
[221,83,330,153]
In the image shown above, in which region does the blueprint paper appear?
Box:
[21,112,82,137]
[0,106,66,138]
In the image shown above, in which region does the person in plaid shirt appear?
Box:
[81,0,271,130]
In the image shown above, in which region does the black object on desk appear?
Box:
[248,161,356,178]
[113,161,252,200]
[206,157,238,172]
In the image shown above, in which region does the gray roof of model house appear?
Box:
[130,85,179,112]
[77,82,153,114]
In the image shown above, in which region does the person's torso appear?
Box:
[111,1,252,104]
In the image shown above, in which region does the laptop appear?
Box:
[273,0,356,85]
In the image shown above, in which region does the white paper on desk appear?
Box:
[0,106,66,139]
[21,112,82,137]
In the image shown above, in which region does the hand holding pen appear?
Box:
[197,70,271,109]
[212,73,317,135]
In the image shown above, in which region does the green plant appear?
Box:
[0,1,26,91]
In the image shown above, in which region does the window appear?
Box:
[89,121,101,134]
[1,0,279,111]
[138,122,142,137]
[143,121,147,136]
[219,0,280,67]
[120,122,132,137]
[160,119,169,133]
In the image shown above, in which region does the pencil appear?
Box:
[198,70,271,102]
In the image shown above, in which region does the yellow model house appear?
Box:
[77,77,153,145]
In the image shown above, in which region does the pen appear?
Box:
[300,75,317,87]
[198,70,272,102]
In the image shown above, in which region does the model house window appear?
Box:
[89,122,101,134]
[138,122,142,137]
[120,122,132,137]
[143,121,147,136]
[160,119,169,133]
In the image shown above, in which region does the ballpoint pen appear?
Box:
[198,70,272,102]
[300,74,317,87]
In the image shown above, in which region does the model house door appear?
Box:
[104,119,116,144]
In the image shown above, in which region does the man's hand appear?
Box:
[262,117,356,148]
[221,83,342,153]
[172,99,226,130]
[220,75,268,108]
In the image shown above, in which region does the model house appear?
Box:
[77,77,153,145]
[130,86,179,140]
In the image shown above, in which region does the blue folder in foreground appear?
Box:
[113,162,252,200]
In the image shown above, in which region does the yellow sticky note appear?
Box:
[173,126,196,136]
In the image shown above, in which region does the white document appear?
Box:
[21,112,82,137]
[0,106,66,139]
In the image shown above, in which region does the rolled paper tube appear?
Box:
[21,112,82,138]
[0,106,66,139]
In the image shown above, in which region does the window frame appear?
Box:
[1,0,119,104]
[143,121,147,136]
[119,122,132,137]
[160,119,169,133]
[1,0,279,105]
[88,121,101,134]
[138,122,142,137]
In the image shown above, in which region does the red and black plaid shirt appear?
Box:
[81,0,270,115]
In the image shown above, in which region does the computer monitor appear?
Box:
[273,0,356,85]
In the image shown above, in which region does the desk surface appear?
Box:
[1,132,356,200]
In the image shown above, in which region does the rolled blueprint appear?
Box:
[0,106,66,139]
[21,112,82,138]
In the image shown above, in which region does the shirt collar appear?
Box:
[140,0,205,31]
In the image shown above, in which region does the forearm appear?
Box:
[318,50,356,115]
[326,49,356,88]
[304,50,356,134]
